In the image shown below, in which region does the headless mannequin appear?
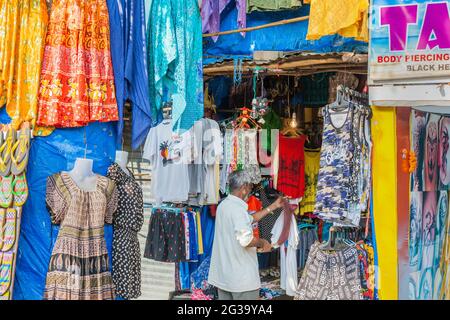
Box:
[115,150,130,176]
[65,158,97,192]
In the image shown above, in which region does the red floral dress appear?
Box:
[36,0,119,129]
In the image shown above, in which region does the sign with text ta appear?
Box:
[369,0,450,83]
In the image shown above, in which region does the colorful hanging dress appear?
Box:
[147,0,204,131]
[0,0,48,129]
[36,0,119,132]
[44,173,118,300]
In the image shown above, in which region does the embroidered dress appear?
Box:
[0,0,48,129]
[107,163,144,300]
[315,105,354,225]
[44,173,118,300]
[36,0,119,131]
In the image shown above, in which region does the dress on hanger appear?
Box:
[315,105,356,225]
[276,134,306,198]
[107,163,144,300]
[44,172,117,300]
[36,0,119,131]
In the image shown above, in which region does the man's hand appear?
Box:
[257,239,272,253]
[271,196,285,210]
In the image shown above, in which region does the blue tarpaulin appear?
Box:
[204,4,368,64]
[0,109,117,300]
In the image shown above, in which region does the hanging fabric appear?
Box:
[36,0,119,133]
[304,0,369,42]
[299,150,320,215]
[107,0,152,149]
[201,0,246,42]
[0,0,48,130]
[147,0,204,132]
[247,0,302,13]
[270,209,298,297]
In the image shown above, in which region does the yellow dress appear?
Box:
[304,0,369,42]
[0,0,49,130]
[299,150,320,215]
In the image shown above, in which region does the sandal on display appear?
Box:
[1,208,16,252]
[0,251,13,295]
[0,209,5,251]
[0,176,13,208]
[12,173,28,207]
[0,127,16,177]
[11,122,30,176]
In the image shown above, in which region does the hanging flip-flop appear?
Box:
[0,251,13,295]
[12,173,28,207]
[1,208,16,252]
[0,176,13,209]
[0,209,5,251]
[10,122,30,176]
[0,127,16,177]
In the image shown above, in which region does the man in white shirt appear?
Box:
[208,170,284,300]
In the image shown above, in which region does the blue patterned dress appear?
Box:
[315,105,355,225]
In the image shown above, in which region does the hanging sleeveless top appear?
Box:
[360,109,372,213]
[346,104,363,226]
[315,104,355,225]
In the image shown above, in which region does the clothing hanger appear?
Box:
[162,101,173,122]
[298,222,317,230]
[234,107,261,129]
[319,226,350,251]
[328,86,351,114]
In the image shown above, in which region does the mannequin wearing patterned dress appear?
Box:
[107,163,144,299]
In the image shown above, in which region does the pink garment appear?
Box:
[201,0,246,42]
[191,289,213,300]
[277,199,294,246]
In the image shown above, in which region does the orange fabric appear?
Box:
[36,0,118,132]
[247,195,262,239]
[247,195,263,212]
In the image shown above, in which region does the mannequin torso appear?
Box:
[115,151,130,176]
[65,158,98,192]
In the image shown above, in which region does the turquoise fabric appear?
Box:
[147,0,204,132]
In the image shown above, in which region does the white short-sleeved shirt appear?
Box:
[143,120,192,204]
[208,195,261,292]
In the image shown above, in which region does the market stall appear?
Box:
[0,0,390,301]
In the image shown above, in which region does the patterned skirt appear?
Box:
[44,230,115,300]
[36,0,118,129]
